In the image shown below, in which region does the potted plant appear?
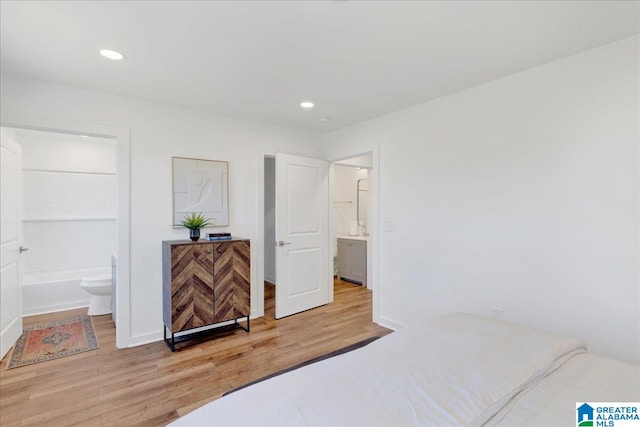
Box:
[180,213,213,241]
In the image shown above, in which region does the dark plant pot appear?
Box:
[189,229,200,241]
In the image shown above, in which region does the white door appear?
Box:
[1,130,23,359]
[275,153,329,319]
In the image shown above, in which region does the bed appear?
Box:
[170,313,640,426]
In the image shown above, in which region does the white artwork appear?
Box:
[172,157,229,227]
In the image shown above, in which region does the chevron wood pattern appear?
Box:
[170,244,215,332]
[213,240,250,323]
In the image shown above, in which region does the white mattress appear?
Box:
[489,352,640,426]
[170,313,634,426]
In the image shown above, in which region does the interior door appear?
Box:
[1,130,23,359]
[275,153,329,319]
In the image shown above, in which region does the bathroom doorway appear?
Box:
[0,113,130,349]
[330,152,375,317]
[8,128,118,317]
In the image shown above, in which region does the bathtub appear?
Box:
[22,266,111,316]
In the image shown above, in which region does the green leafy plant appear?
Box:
[179,213,213,230]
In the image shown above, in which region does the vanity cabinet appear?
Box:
[162,238,250,351]
[337,238,367,287]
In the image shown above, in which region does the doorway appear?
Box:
[330,149,379,323]
[259,151,377,322]
[263,156,276,317]
[264,157,276,286]
[8,128,117,316]
[0,113,131,349]
[330,154,374,311]
[331,162,370,284]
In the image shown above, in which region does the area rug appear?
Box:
[6,315,99,369]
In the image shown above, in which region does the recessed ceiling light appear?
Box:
[99,49,125,60]
[300,101,314,109]
[319,117,333,122]
[80,135,89,138]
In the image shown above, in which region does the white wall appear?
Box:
[264,157,276,284]
[1,74,323,345]
[322,36,640,364]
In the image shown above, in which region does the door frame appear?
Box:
[328,149,379,324]
[256,148,380,323]
[0,112,132,348]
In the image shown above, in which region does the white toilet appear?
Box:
[80,275,113,316]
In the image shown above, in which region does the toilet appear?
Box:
[80,275,113,316]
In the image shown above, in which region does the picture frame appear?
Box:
[172,157,229,227]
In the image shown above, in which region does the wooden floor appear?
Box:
[0,279,390,426]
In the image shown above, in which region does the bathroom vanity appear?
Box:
[337,237,367,287]
[162,238,250,351]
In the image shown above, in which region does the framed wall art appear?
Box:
[172,157,229,227]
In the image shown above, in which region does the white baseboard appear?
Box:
[377,315,406,331]
[127,330,163,348]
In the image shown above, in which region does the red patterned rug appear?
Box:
[6,315,99,369]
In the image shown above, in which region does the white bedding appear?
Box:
[171,313,607,426]
[490,353,640,426]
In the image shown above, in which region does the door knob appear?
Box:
[19,246,29,253]
[277,241,292,247]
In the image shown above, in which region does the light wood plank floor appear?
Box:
[0,279,390,426]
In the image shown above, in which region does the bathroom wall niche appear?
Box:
[172,157,229,227]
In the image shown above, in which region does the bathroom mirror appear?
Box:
[172,157,229,227]
[357,178,368,231]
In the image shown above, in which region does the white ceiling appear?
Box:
[1,1,638,133]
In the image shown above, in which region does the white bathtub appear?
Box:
[22,266,110,316]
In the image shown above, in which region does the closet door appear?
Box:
[170,244,214,332]
[213,241,250,323]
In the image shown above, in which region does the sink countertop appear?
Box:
[335,234,369,241]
